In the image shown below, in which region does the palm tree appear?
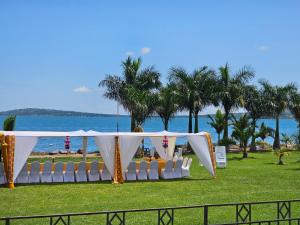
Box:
[207,109,226,145]
[243,85,265,150]
[169,67,196,133]
[281,133,292,148]
[231,114,252,158]
[289,91,300,146]
[193,67,217,133]
[216,64,254,149]
[169,66,216,133]
[260,80,297,149]
[99,56,161,131]
[256,122,274,143]
[155,84,179,130]
[1,115,16,162]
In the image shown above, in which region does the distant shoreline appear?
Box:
[0,107,295,119]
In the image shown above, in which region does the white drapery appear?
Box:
[119,136,143,172]
[188,135,214,176]
[150,136,176,160]
[94,136,115,177]
[13,136,38,181]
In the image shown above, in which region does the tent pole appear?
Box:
[82,137,88,161]
[204,133,216,178]
[4,135,15,189]
[113,136,124,184]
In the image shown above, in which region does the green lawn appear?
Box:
[1,151,300,224]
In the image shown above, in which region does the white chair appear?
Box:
[173,154,179,161]
[64,162,75,182]
[182,157,188,168]
[125,161,137,181]
[40,161,52,183]
[178,156,184,161]
[147,160,159,180]
[182,158,192,177]
[52,162,64,183]
[178,148,183,157]
[88,161,100,182]
[137,160,148,180]
[29,161,40,183]
[0,163,6,185]
[16,163,29,184]
[100,164,112,181]
[75,161,87,182]
[215,146,227,168]
[173,159,183,178]
[160,160,174,179]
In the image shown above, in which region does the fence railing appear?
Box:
[1,199,299,225]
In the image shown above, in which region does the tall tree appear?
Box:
[169,67,196,133]
[216,63,254,148]
[289,91,300,146]
[193,67,217,133]
[99,57,161,131]
[207,109,226,145]
[260,80,297,149]
[155,84,179,130]
[243,85,264,150]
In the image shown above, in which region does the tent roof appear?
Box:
[1,130,208,137]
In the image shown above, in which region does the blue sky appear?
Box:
[0,1,299,114]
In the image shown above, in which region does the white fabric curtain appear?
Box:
[13,136,38,181]
[94,136,115,177]
[119,136,143,172]
[150,136,176,160]
[187,135,214,176]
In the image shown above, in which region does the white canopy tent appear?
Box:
[1,130,216,186]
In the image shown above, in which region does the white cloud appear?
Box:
[126,51,135,56]
[258,45,269,52]
[73,86,92,93]
[141,47,151,55]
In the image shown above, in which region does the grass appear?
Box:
[1,151,300,224]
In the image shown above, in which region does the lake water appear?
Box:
[0,115,298,152]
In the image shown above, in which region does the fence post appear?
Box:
[204,205,208,225]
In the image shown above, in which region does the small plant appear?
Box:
[273,149,289,165]
[1,115,16,162]
[207,109,226,145]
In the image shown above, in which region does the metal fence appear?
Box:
[1,199,299,225]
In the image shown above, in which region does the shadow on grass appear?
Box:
[11,177,213,188]
[228,156,256,161]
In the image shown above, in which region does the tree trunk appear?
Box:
[250,118,257,151]
[243,145,248,158]
[194,111,199,133]
[187,110,193,151]
[164,119,169,131]
[188,110,193,133]
[278,154,284,165]
[223,109,229,152]
[217,133,220,145]
[273,116,281,150]
[130,113,135,132]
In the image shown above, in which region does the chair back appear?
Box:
[0,163,4,176]
[178,156,183,161]
[65,162,75,174]
[173,154,178,161]
[30,161,40,174]
[43,161,52,174]
[77,161,86,172]
[139,160,147,172]
[149,160,158,170]
[186,158,193,169]
[174,159,183,169]
[165,160,173,172]
[90,161,99,172]
[182,157,188,168]
[127,161,136,172]
[54,162,64,174]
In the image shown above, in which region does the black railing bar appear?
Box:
[212,217,300,225]
[1,199,299,221]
